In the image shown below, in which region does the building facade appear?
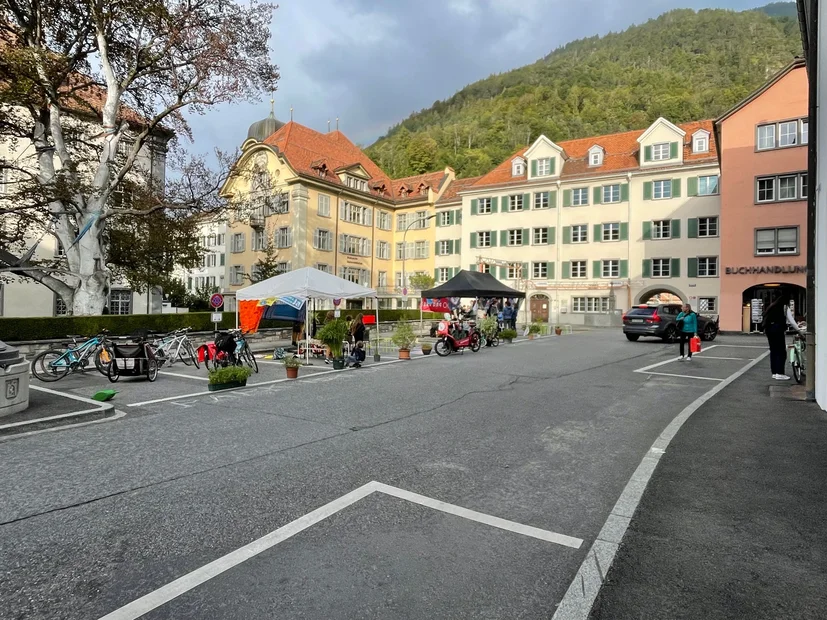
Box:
[716,59,809,332]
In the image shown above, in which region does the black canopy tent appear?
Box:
[421,270,525,299]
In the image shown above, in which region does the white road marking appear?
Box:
[694,356,756,361]
[552,349,770,620]
[643,372,724,382]
[97,480,582,620]
[159,371,209,381]
[0,410,127,442]
[29,384,111,406]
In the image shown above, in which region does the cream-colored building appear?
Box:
[450,117,721,326]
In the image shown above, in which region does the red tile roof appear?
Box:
[436,176,483,205]
[471,120,717,190]
[392,170,450,202]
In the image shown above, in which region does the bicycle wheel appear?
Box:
[792,351,804,384]
[243,345,259,373]
[146,359,159,382]
[95,344,114,376]
[491,336,500,347]
[31,349,71,382]
[184,340,201,369]
[470,333,481,353]
[107,360,121,383]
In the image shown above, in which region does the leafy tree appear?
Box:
[0,0,279,314]
[406,134,438,174]
[408,273,435,291]
[247,236,285,283]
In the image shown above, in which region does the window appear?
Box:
[508,195,524,211]
[318,194,331,217]
[377,210,391,230]
[756,173,807,203]
[602,260,620,278]
[231,233,245,253]
[533,227,548,245]
[572,297,612,313]
[757,177,775,202]
[508,229,523,246]
[437,267,450,283]
[779,121,798,147]
[652,258,671,278]
[589,149,603,166]
[652,142,671,161]
[698,175,719,196]
[534,192,549,209]
[275,227,292,248]
[693,133,709,153]
[0,163,8,195]
[532,262,547,279]
[602,223,619,242]
[779,175,799,200]
[572,297,586,312]
[653,220,671,240]
[396,211,429,230]
[55,242,66,258]
[481,264,493,275]
[206,253,217,268]
[230,266,245,285]
[698,297,717,313]
[415,240,428,258]
[216,234,225,246]
[801,173,809,198]
[478,231,491,248]
[756,227,799,255]
[572,188,589,206]
[345,176,368,192]
[376,240,390,259]
[698,217,718,237]
[478,198,492,214]
[602,184,620,203]
[512,159,525,176]
[339,234,371,257]
[802,119,809,145]
[313,229,333,251]
[339,267,370,285]
[342,202,372,226]
[316,263,333,274]
[572,224,588,243]
[438,240,452,255]
[206,235,216,247]
[252,229,266,251]
[377,271,387,287]
[537,158,551,176]
[653,180,672,200]
[757,124,776,150]
[698,257,718,277]
[507,265,520,279]
[571,260,587,278]
[109,290,132,315]
[439,211,452,226]
[396,242,413,260]
[55,296,69,316]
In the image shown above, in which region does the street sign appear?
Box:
[211,312,222,323]
[210,293,224,309]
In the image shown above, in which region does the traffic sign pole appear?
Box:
[209,294,224,334]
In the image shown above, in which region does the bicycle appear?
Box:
[31,330,115,382]
[790,333,806,385]
[153,327,199,369]
[206,329,258,373]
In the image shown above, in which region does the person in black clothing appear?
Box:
[762,292,802,380]
[350,313,365,344]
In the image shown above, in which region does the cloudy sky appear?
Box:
[187,0,773,155]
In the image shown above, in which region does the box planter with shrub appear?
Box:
[208,365,253,391]
[317,318,349,369]
[391,321,417,360]
[528,323,542,340]
[421,343,432,356]
[500,329,517,344]
[282,355,303,378]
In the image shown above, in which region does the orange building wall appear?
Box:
[718,66,809,331]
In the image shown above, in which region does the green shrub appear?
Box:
[479,316,498,337]
[500,329,518,340]
[391,321,417,350]
[528,322,542,334]
[316,318,349,358]
[282,355,303,368]
[207,365,252,385]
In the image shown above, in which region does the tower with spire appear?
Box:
[246,96,285,142]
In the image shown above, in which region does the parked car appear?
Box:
[622,304,719,342]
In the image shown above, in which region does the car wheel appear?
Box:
[702,324,717,342]
[663,326,678,343]
[625,334,640,342]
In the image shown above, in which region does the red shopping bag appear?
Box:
[690,335,702,354]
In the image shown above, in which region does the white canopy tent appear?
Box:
[235,267,378,365]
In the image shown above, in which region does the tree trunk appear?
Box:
[69,223,109,315]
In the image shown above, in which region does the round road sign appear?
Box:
[209,293,224,309]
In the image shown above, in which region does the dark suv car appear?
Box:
[622,304,719,342]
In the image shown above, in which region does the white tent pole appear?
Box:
[375,303,379,357]
[235,297,238,329]
[305,299,311,366]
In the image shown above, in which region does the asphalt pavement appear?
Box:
[1,331,819,619]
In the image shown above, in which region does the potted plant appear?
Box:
[555,325,563,336]
[500,328,517,344]
[528,323,542,340]
[421,343,432,356]
[282,355,302,378]
[208,365,253,391]
[317,318,350,370]
[391,321,417,359]
[479,317,498,347]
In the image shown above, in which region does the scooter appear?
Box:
[434,317,481,356]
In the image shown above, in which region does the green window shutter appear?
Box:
[563,189,572,207]
[522,193,530,211]
[643,181,653,200]
[522,228,530,245]
[500,230,508,246]
[671,219,681,239]
[644,145,652,162]
[491,197,499,213]
[687,177,698,197]
[548,226,556,244]
[642,259,652,278]
[562,261,571,279]
[456,209,462,223]
[688,218,698,238]
[454,238,461,253]
[522,262,529,278]
[547,262,555,280]
[642,221,652,240]
[688,258,698,278]
[549,190,557,207]
[219,254,225,266]
[671,258,681,278]
[563,226,572,244]
[620,260,628,279]
[531,160,538,177]
[593,187,602,205]
[620,222,629,241]
[470,232,477,249]
[490,231,498,247]
[593,260,602,279]
[670,141,679,159]
[434,241,439,255]
[593,224,602,242]
[434,268,439,280]
[672,178,681,198]
[620,183,629,202]
[470,263,478,272]
[471,199,478,215]
[453,267,460,277]
[436,215,442,228]
[499,266,507,280]
[550,157,556,174]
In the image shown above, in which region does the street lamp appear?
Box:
[401,214,437,305]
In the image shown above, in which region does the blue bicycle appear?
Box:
[31,331,115,382]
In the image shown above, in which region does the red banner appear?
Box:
[420,298,451,312]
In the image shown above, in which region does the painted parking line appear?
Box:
[552,349,770,620]
[97,480,582,620]
[159,371,209,381]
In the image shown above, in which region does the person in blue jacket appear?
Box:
[675,303,698,361]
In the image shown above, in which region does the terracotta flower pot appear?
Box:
[286,367,299,379]
[399,349,411,360]
[528,334,535,340]
[555,328,562,336]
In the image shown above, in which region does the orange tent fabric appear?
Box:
[239,299,266,335]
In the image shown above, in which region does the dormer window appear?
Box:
[512,158,525,176]
[536,158,551,176]
[419,184,428,195]
[652,143,671,161]
[588,147,604,167]
[692,131,709,153]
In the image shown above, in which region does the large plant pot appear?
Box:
[555,328,562,336]
[422,348,432,356]
[286,367,299,379]
[332,358,346,370]
[374,353,381,362]
[528,334,535,340]
[208,380,247,391]
[398,349,411,360]
[504,338,513,344]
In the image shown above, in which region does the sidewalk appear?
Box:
[589,365,827,620]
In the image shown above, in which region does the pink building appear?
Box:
[716,59,809,332]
